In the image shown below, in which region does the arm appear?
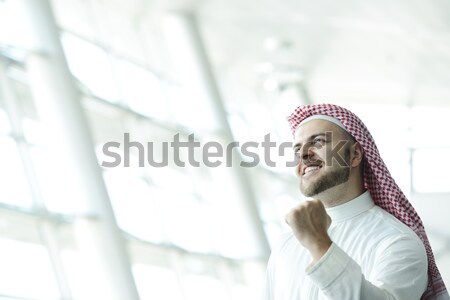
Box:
[306,239,427,300]
[285,200,428,300]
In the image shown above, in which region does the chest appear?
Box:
[273,224,379,300]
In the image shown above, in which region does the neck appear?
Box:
[315,174,366,208]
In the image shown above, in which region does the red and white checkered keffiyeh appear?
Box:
[287,103,448,300]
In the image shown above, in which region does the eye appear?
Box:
[313,138,326,147]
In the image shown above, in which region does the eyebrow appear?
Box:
[293,133,327,150]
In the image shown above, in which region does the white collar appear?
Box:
[326,190,374,223]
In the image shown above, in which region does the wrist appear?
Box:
[308,237,332,263]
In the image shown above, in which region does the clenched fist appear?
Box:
[285,199,332,263]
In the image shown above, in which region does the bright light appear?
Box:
[413,148,450,193]
[0,1,32,49]
[0,238,59,299]
[115,59,170,121]
[0,136,33,207]
[184,273,229,300]
[60,33,120,102]
[162,13,221,132]
[133,264,183,300]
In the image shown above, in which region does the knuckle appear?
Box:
[291,207,301,217]
[303,201,315,210]
[311,199,323,207]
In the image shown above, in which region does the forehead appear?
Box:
[294,119,344,142]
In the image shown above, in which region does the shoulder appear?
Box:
[362,206,422,239]
[366,206,427,261]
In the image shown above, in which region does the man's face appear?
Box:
[293,120,352,197]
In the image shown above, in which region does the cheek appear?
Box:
[295,163,302,176]
[312,148,327,162]
[324,147,349,167]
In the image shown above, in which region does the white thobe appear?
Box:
[263,191,428,300]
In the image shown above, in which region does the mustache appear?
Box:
[301,158,324,166]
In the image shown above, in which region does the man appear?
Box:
[263,104,449,300]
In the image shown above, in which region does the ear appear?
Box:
[350,142,364,168]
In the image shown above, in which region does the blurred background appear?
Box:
[0,0,450,299]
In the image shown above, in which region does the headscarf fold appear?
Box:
[287,103,448,300]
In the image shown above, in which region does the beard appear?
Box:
[299,148,351,197]
[300,165,350,197]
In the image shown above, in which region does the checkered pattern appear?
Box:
[287,103,448,300]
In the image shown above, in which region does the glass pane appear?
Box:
[0,0,30,48]
[0,136,33,207]
[22,118,47,145]
[413,148,450,193]
[150,167,195,194]
[0,107,10,135]
[0,74,9,134]
[133,264,183,300]
[232,284,259,300]
[82,96,127,147]
[200,167,261,258]
[0,238,59,300]
[228,113,254,144]
[410,106,450,148]
[8,78,46,144]
[148,167,220,253]
[115,59,170,120]
[103,169,166,243]
[10,78,38,122]
[61,33,120,102]
[345,104,410,149]
[158,190,217,253]
[30,146,86,214]
[184,274,229,300]
[162,81,214,130]
[240,103,274,138]
[50,0,96,39]
[61,249,113,300]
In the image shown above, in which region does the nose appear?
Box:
[295,143,317,168]
[301,150,314,161]
[298,142,315,160]
[295,145,317,176]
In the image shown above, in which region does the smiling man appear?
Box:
[262,104,449,300]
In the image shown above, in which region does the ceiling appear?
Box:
[48,0,450,108]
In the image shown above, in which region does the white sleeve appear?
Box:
[305,237,428,300]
